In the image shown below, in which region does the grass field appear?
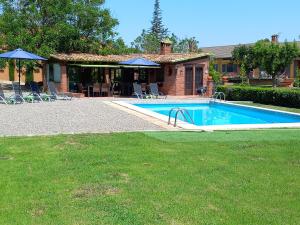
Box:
[0,130,299,225]
[234,101,300,114]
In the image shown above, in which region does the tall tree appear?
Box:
[209,60,221,84]
[150,0,168,40]
[131,30,160,54]
[232,39,299,87]
[232,44,256,77]
[100,38,138,55]
[132,0,200,54]
[0,0,120,57]
[253,39,299,86]
[132,0,169,53]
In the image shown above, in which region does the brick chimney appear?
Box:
[160,39,172,55]
[271,34,279,43]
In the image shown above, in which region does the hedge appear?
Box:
[9,60,15,81]
[216,85,300,108]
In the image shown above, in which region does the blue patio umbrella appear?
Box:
[119,57,160,67]
[0,48,47,90]
[120,57,160,83]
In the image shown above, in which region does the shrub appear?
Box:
[217,85,300,108]
[8,60,15,81]
[294,68,300,88]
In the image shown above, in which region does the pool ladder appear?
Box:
[168,108,195,127]
[212,92,226,102]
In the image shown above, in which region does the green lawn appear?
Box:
[0,131,300,225]
[234,101,300,114]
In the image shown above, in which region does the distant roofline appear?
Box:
[201,40,300,49]
[200,40,300,59]
[201,43,254,49]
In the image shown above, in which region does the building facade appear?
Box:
[0,62,43,85]
[201,35,300,82]
[46,41,211,96]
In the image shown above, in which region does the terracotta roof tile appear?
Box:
[50,52,210,64]
[201,41,300,59]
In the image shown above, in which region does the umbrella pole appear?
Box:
[18,59,21,93]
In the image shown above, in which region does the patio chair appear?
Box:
[111,82,121,97]
[93,82,101,97]
[149,83,167,99]
[12,81,36,103]
[0,83,16,104]
[133,83,151,99]
[77,83,88,96]
[101,83,110,97]
[30,81,52,102]
[141,83,147,92]
[48,82,72,100]
[196,86,207,96]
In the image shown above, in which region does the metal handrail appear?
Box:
[212,92,226,102]
[168,108,195,127]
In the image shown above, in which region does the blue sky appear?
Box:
[105,0,300,47]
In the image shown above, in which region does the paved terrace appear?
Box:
[0,98,171,137]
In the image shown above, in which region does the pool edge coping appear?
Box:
[112,100,300,131]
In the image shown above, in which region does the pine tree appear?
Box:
[150,0,168,40]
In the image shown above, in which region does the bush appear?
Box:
[8,60,15,81]
[217,85,300,108]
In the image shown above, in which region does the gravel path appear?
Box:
[0,98,164,137]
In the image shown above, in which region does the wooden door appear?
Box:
[195,66,203,91]
[185,66,193,95]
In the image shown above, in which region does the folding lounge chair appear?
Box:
[196,86,207,96]
[149,83,167,99]
[30,81,52,102]
[11,82,36,103]
[133,83,150,99]
[48,82,72,100]
[0,84,15,104]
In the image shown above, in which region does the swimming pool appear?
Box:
[134,102,300,126]
[117,101,300,130]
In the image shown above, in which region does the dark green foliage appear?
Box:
[132,1,200,54]
[209,61,221,84]
[132,0,168,53]
[217,85,300,108]
[232,38,299,87]
[239,63,249,85]
[232,44,256,75]
[0,50,7,69]
[100,38,139,55]
[253,40,299,86]
[132,31,200,54]
[131,30,161,54]
[170,34,200,53]
[0,59,6,69]
[0,0,123,57]
[8,60,14,81]
[25,65,33,83]
[150,0,168,40]
[294,68,300,88]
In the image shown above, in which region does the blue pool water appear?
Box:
[134,102,300,126]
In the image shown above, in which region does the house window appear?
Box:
[284,65,290,77]
[222,64,237,73]
[214,64,219,71]
[222,64,227,73]
[47,63,61,82]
